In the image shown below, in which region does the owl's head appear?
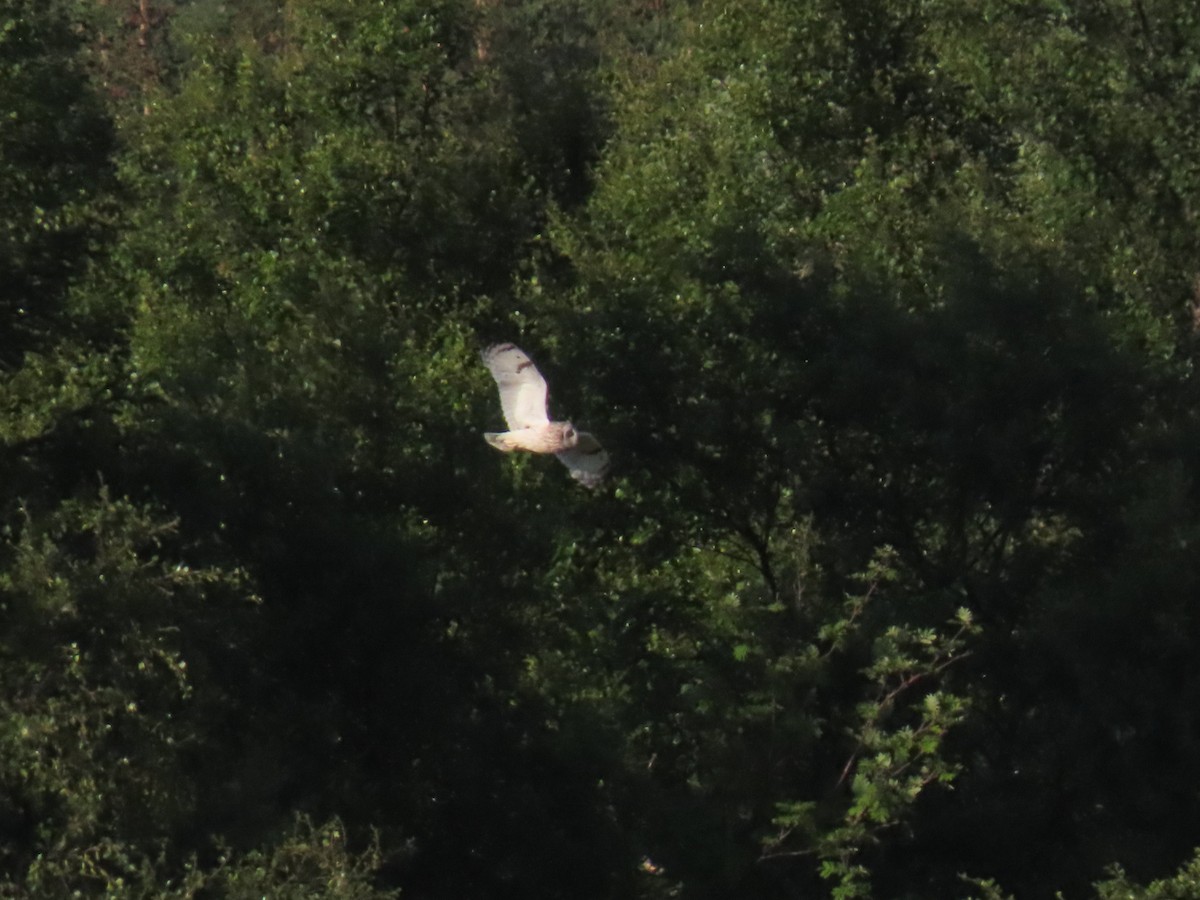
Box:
[560,422,580,447]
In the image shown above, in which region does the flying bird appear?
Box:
[481,342,610,488]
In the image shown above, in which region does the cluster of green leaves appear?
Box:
[0,492,255,894]
[4,0,1200,897]
[536,0,1200,894]
[0,0,115,366]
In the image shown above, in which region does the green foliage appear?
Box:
[539,0,1200,894]
[1095,850,1200,900]
[4,0,1200,898]
[10,815,395,899]
[186,818,397,900]
[0,348,113,448]
[764,554,976,899]
[0,0,115,363]
[0,489,256,891]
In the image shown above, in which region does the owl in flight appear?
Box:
[481,343,610,488]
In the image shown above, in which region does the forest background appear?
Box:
[5,0,1200,897]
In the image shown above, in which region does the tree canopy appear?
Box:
[4,0,1200,897]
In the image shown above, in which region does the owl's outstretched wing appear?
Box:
[556,432,610,489]
[482,343,550,430]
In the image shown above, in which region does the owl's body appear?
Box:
[480,343,610,488]
[484,422,577,454]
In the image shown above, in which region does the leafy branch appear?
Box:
[762,547,979,898]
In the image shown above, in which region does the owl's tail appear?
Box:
[484,432,518,452]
